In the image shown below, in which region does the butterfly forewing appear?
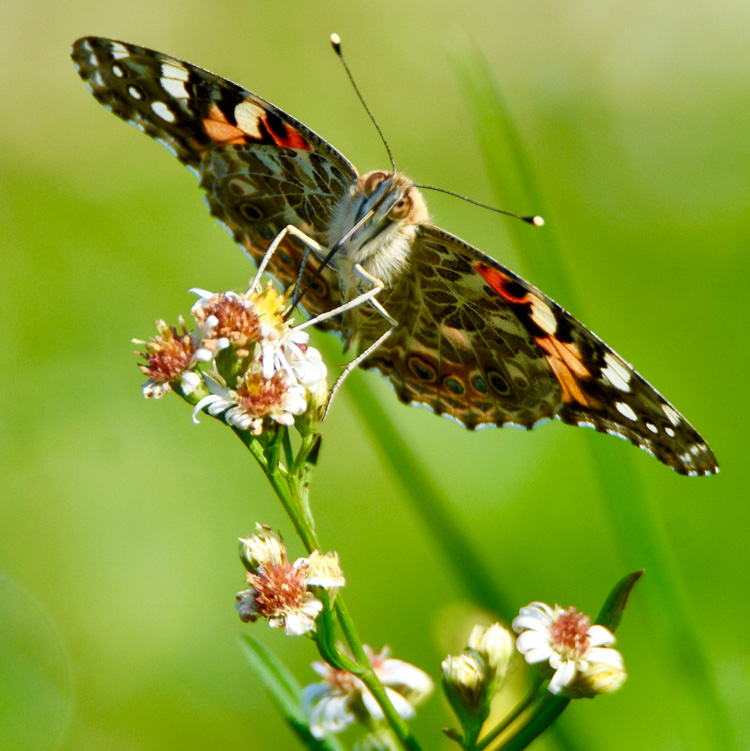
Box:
[72,36,718,476]
[71,36,355,320]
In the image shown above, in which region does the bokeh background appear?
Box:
[2,1,748,749]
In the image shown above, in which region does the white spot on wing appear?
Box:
[109,42,130,60]
[530,298,557,335]
[233,100,265,138]
[615,401,638,422]
[601,352,632,392]
[665,426,675,438]
[151,101,176,123]
[662,403,681,426]
[645,421,658,434]
[160,75,189,99]
[112,64,125,78]
[161,62,189,81]
[128,86,143,100]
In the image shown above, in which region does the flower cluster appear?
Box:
[135,283,328,435]
[513,602,627,697]
[441,622,515,744]
[302,645,434,739]
[236,524,344,636]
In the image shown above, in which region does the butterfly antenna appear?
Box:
[331,33,396,173]
[416,184,544,226]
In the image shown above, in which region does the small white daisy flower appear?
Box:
[301,645,434,738]
[192,365,307,434]
[235,528,344,637]
[513,602,622,695]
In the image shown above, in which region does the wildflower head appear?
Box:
[135,318,202,398]
[235,525,344,636]
[302,645,433,739]
[239,524,285,572]
[191,290,261,356]
[138,277,330,437]
[513,602,625,696]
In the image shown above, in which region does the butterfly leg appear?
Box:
[295,263,395,331]
[250,224,323,291]
[325,326,395,416]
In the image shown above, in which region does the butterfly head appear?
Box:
[327,170,428,286]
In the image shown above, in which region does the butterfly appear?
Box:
[71,36,718,476]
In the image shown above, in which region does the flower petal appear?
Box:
[587,625,616,648]
[549,660,578,694]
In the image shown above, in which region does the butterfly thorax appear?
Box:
[326,170,428,300]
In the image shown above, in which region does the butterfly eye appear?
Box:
[388,193,412,220]
[363,171,387,196]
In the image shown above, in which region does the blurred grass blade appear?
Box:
[239,634,345,751]
[455,44,732,750]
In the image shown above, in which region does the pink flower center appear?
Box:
[195,293,260,346]
[549,607,591,659]
[249,561,308,617]
[140,322,195,383]
[237,371,290,416]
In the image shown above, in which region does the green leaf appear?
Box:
[239,634,345,751]
[596,570,644,632]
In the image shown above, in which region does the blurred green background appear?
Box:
[2,0,748,749]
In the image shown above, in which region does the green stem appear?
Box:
[475,688,539,751]
[239,426,424,751]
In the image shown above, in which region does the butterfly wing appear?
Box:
[361,224,717,476]
[71,36,358,323]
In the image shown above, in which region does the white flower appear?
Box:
[236,527,344,637]
[192,365,307,434]
[304,550,346,590]
[301,645,434,738]
[513,602,622,695]
[239,524,286,571]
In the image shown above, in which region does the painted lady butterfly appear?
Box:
[71,36,718,476]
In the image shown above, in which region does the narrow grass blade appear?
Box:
[455,45,732,750]
[239,634,345,751]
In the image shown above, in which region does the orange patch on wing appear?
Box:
[474,263,528,303]
[267,122,310,150]
[536,335,594,406]
[203,104,248,145]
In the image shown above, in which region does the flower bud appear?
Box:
[467,622,514,687]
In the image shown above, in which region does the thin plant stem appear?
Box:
[475,688,540,751]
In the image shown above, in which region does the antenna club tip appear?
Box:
[330,33,341,52]
[524,215,544,227]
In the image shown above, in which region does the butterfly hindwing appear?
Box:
[361,225,716,476]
